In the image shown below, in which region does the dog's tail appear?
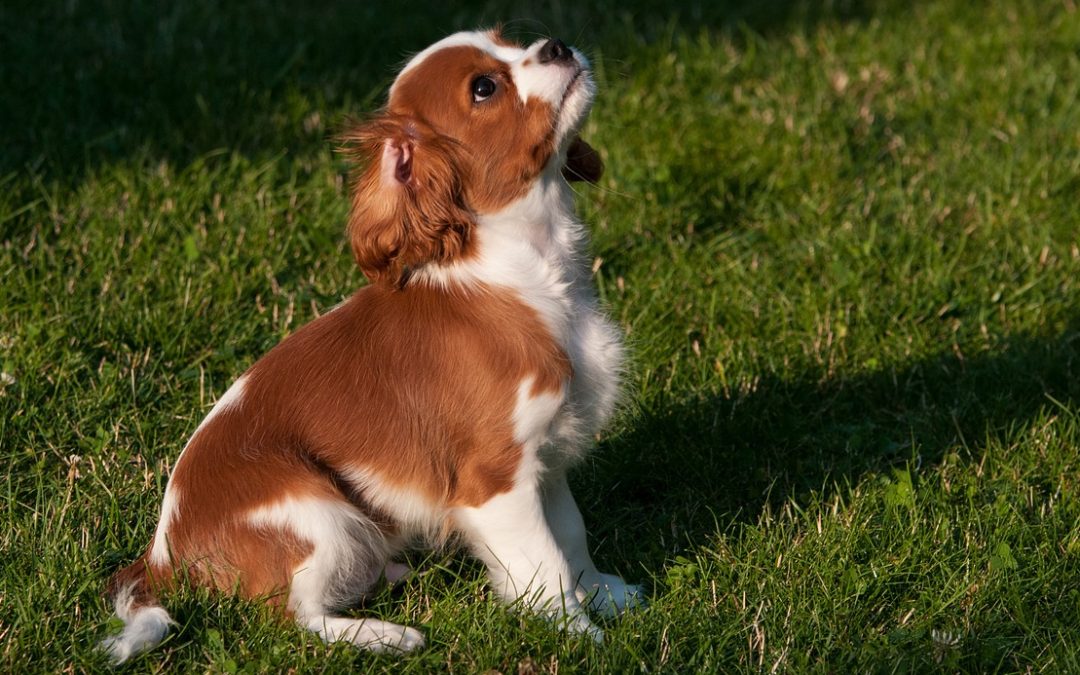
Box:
[99,556,175,665]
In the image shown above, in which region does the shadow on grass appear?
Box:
[582,322,1080,572]
[2,0,894,184]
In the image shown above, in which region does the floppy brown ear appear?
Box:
[562,136,603,184]
[340,115,474,286]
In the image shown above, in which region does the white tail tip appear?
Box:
[99,585,175,665]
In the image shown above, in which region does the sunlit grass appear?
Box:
[3,0,1080,671]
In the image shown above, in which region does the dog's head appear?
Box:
[341,30,602,285]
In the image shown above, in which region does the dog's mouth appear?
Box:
[554,66,590,140]
[550,55,598,179]
[565,67,583,93]
[561,68,584,105]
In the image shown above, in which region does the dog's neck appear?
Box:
[478,172,579,257]
[407,174,590,341]
[414,173,587,285]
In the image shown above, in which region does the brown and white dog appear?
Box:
[101,29,640,663]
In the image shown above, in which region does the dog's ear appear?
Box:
[340,115,474,286]
[562,135,603,184]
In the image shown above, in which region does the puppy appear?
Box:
[101,29,640,663]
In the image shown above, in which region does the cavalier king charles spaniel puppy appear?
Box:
[101,29,640,663]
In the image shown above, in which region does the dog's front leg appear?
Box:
[454,480,601,640]
[542,471,644,617]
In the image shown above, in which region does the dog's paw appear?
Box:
[309,616,425,654]
[357,622,426,654]
[562,610,605,643]
[588,574,646,618]
[387,625,427,653]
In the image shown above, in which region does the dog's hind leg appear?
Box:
[249,497,425,653]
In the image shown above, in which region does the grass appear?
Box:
[3,0,1080,671]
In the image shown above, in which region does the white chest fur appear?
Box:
[416,176,624,462]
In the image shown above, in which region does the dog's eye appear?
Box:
[471,76,497,102]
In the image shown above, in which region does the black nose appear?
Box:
[538,38,573,64]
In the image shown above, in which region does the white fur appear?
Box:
[246,497,424,652]
[246,497,386,612]
[299,615,425,654]
[342,466,446,540]
[542,472,643,616]
[394,31,525,86]
[190,375,249,438]
[416,180,580,340]
[149,375,249,567]
[147,487,180,568]
[512,377,565,445]
[99,584,175,665]
[511,39,589,105]
[453,465,600,640]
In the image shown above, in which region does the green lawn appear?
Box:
[3,0,1080,671]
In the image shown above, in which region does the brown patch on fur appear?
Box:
[487,26,519,48]
[387,45,558,213]
[150,428,330,599]
[341,116,476,286]
[146,281,569,600]
[204,522,313,603]
[253,283,571,504]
